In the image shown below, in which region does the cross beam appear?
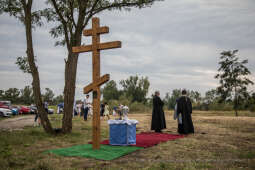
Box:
[72,17,121,150]
[72,41,121,53]
[83,74,110,94]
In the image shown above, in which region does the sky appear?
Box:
[0,0,255,100]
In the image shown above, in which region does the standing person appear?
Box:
[100,103,105,119]
[151,91,166,133]
[104,102,110,120]
[34,107,40,127]
[112,106,117,117]
[83,95,90,121]
[177,89,194,134]
[44,101,49,113]
[76,103,82,116]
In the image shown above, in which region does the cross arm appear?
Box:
[84,74,110,94]
[83,26,109,36]
[98,41,121,50]
[72,41,121,53]
[72,45,92,53]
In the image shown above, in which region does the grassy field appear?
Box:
[0,110,255,170]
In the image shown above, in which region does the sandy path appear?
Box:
[0,115,35,131]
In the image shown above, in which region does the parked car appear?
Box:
[0,108,12,117]
[0,101,10,109]
[19,106,31,114]
[11,107,19,115]
[30,105,37,114]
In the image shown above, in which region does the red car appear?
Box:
[19,106,30,114]
[0,101,10,109]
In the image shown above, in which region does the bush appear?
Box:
[129,102,151,113]
[208,102,233,111]
[249,105,255,112]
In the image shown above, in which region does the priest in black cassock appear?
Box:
[177,89,194,134]
[151,91,166,133]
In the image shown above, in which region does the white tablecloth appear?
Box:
[108,119,139,125]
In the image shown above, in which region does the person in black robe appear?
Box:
[177,89,194,134]
[151,91,166,133]
[100,103,105,117]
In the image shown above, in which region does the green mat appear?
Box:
[46,144,143,160]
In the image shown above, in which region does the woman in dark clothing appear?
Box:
[151,91,166,133]
[177,89,194,134]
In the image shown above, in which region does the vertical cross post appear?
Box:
[72,17,121,149]
[92,18,101,149]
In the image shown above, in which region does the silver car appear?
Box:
[0,108,12,117]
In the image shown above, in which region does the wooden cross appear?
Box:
[72,17,121,149]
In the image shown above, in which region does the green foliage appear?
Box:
[120,75,150,103]
[164,89,181,110]
[0,86,63,105]
[3,88,20,103]
[215,50,254,116]
[19,86,34,105]
[42,0,162,48]
[101,75,151,112]
[52,94,64,105]
[164,89,203,110]
[43,88,55,104]
[15,56,32,74]
[102,80,121,101]
[129,101,151,113]
[0,0,45,27]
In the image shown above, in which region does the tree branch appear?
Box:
[50,0,71,49]
[87,1,154,17]
[68,0,77,28]
[83,0,100,29]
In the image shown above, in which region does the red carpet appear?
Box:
[89,132,185,148]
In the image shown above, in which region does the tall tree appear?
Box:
[43,0,161,133]
[102,80,120,101]
[215,50,254,116]
[164,89,181,110]
[120,75,150,103]
[3,88,20,103]
[43,88,55,104]
[0,90,4,100]
[204,89,217,105]
[0,0,54,133]
[20,85,34,104]
[53,94,64,105]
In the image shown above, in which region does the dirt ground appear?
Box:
[0,115,34,131]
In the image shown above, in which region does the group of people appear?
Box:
[80,95,128,121]
[151,89,194,134]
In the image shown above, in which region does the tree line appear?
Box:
[0,86,64,106]
[163,89,255,112]
[102,50,255,116]
[102,75,151,113]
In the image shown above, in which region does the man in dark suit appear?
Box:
[177,89,194,134]
[151,91,166,133]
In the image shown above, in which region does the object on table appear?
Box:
[108,119,139,145]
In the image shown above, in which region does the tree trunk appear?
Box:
[62,52,79,133]
[23,1,54,134]
[61,15,84,133]
[234,87,238,117]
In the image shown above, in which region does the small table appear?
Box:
[108,119,138,145]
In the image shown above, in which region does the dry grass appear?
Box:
[0,111,255,169]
